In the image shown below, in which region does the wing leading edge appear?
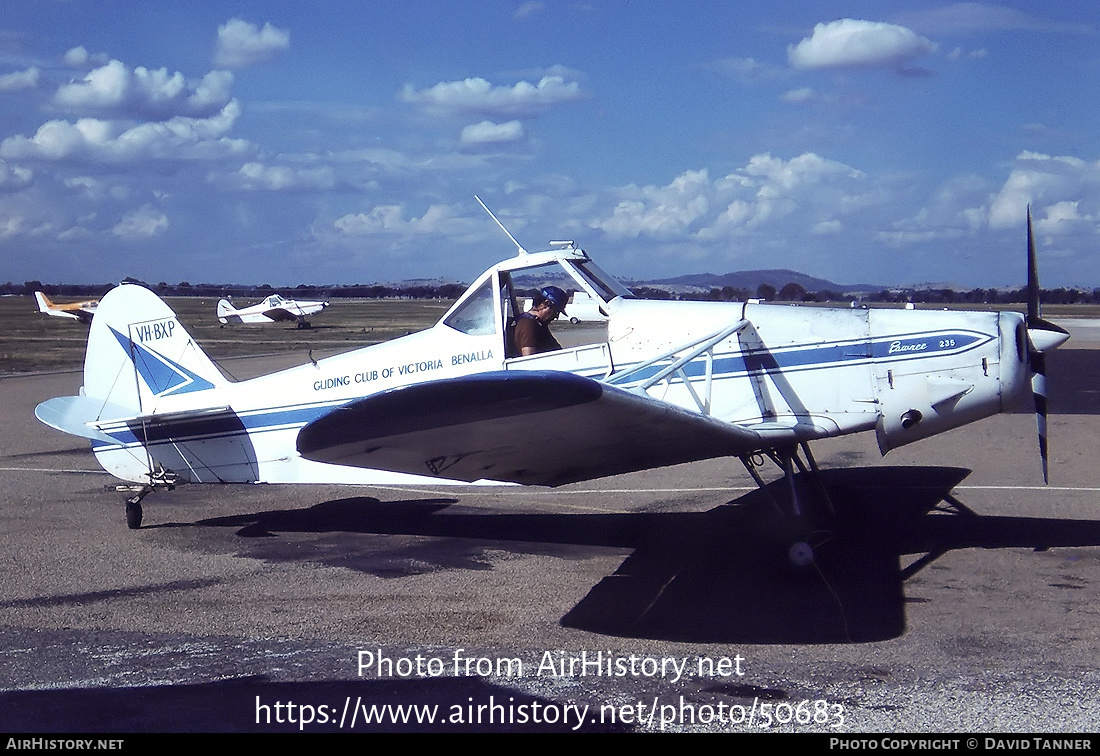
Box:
[296,371,762,486]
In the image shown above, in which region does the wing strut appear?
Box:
[605,318,750,415]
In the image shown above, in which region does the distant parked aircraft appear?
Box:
[216,294,328,328]
[35,292,98,324]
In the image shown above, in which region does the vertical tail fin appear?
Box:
[37,284,246,484]
[34,291,53,313]
[217,298,242,324]
[85,284,227,416]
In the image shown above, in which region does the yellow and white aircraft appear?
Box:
[35,210,1067,557]
[34,292,99,324]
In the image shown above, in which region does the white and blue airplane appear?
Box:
[35,210,1067,552]
[216,293,328,328]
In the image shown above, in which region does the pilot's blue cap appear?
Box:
[539,286,568,314]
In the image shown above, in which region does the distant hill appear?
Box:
[642,269,880,295]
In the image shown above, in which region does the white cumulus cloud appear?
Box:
[0,101,249,164]
[400,76,583,118]
[63,46,109,68]
[0,160,33,190]
[593,169,712,239]
[460,120,525,145]
[54,60,234,120]
[113,205,168,239]
[788,19,937,71]
[221,161,336,191]
[589,153,871,242]
[333,203,469,237]
[1038,200,1094,236]
[988,151,1100,230]
[0,67,40,92]
[214,19,290,68]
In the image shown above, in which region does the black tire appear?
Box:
[126,501,143,530]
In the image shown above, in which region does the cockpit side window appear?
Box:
[442,278,497,336]
[507,262,578,304]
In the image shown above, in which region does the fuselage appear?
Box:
[91,281,1032,486]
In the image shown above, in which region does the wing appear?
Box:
[261,308,298,321]
[296,371,762,486]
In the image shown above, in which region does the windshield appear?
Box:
[442,278,496,335]
[566,259,634,301]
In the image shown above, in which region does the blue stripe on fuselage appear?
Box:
[92,401,345,449]
[606,329,991,386]
[91,328,992,449]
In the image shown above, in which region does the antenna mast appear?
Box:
[475,195,527,256]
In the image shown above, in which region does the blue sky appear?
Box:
[1,1,1098,289]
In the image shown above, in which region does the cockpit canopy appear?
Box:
[441,243,632,340]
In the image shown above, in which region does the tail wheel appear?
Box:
[125,500,143,529]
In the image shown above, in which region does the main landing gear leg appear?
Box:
[741,444,831,567]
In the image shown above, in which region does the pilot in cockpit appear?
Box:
[514,286,568,356]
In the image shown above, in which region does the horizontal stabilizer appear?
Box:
[36,396,240,446]
[35,396,129,443]
[297,371,762,486]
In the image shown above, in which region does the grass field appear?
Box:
[0,295,454,374]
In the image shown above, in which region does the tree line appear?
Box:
[8,279,1100,306]
[641,282,1100,306]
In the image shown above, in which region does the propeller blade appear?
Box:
[1026,205,1040,323]
[1031,351,1050,485]
[1022,206,1068,350]
[1022,206,1066,484]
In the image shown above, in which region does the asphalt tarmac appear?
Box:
[1,324,1099,733]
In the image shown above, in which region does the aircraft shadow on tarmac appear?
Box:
[183,466,1100,645]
